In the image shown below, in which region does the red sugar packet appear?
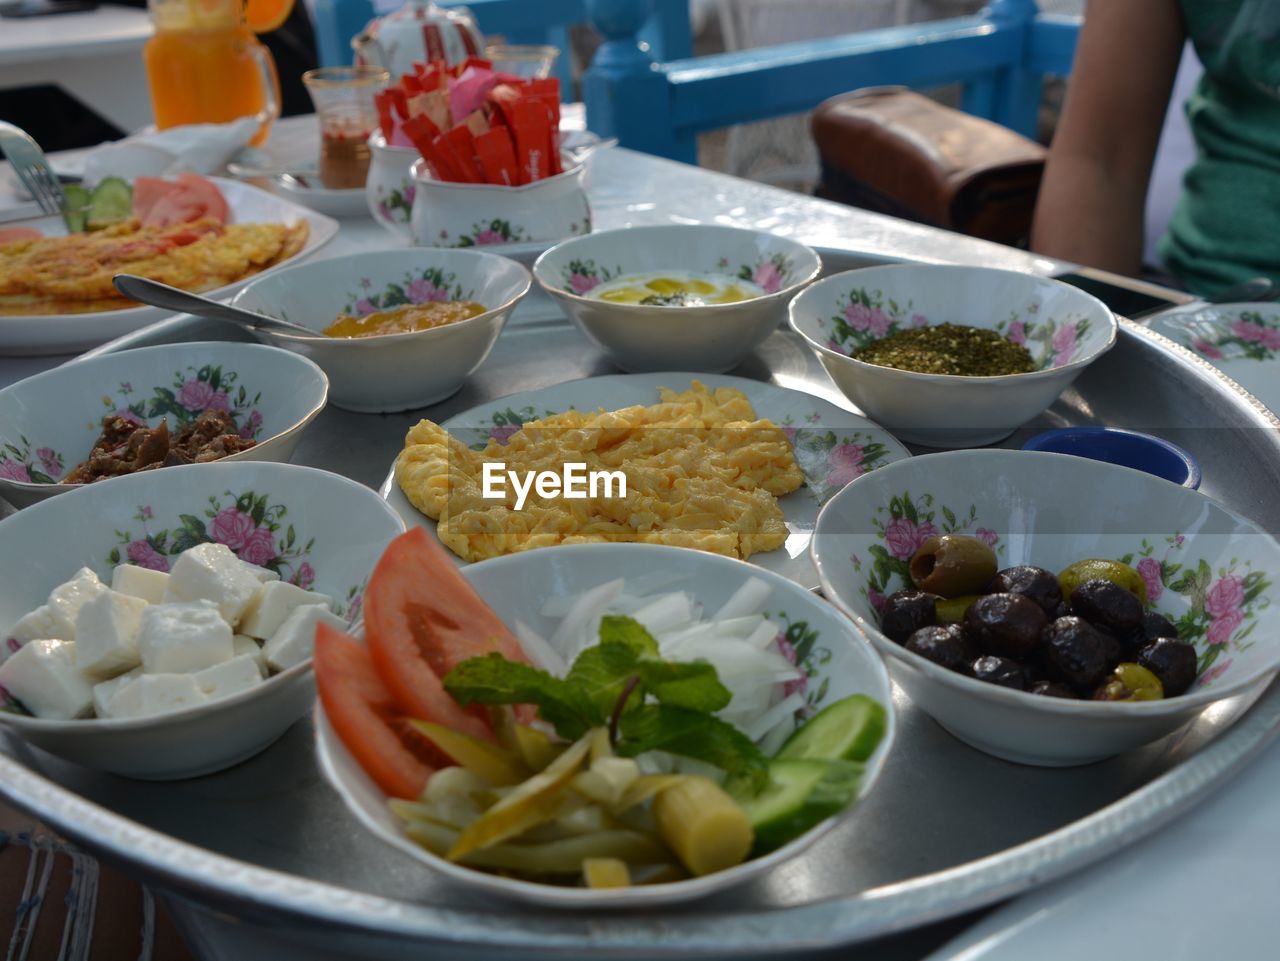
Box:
[509,98,553,185]
[443,126,483,183]
[473,127,519,186]
[403,114,457,180]
[374,89,395,140]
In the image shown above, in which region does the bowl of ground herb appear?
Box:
[788,265,1117,447]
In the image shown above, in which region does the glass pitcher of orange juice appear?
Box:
[144,0,288,146]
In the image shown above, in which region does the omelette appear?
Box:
[0,217,308,315]
[396,381,805,562]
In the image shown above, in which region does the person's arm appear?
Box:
[1031,0,1185,275]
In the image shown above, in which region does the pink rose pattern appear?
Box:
[883,517,939,561]
[239,527,277,567]
[975,528,999,547]
[0,458,30,482]
[753,260,783,295]
[1137,557,1164,603]
[210,508,255,551]
[569,272,600,295]
[825,442,866,489]
[1007,320,1027,346]
[127,539,170,572]
[407,277,448,304]
[1187,310,1280,361]
[1051,323,1078,365]
[177,378,215,411]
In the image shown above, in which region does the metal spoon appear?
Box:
[112,275,322,338]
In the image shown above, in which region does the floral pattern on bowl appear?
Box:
[561,259,622,295]
[344,267,476,317]
[769,611,833,713]
[1180,309,1280,362]
[1,364,264,487]
[849,490,1271,690]
[817,287,1091,371]
[376,179,415,226]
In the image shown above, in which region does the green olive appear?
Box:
[1093,662,1164,701]
[1058,559,1147,604]
[909,535,998,598]
[935,594,981,624]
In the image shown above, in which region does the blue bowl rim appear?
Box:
[1021,426,1202,489]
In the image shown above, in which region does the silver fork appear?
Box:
[0,121,66,219]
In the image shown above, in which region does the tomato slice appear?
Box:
[132,176,183,222]
[175,174,230,223]
[314,622,445,799]
[364,528,531,738]
[0,227,42,244]
[138,175,230,228]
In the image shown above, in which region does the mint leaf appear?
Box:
[566,641,642,717]
[443,653,600,740]
[636,658,731,712]
[616,704,768,789]
[598,614,659,657]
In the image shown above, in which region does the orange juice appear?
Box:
[144,0,282,145]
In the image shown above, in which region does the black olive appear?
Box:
[1042,616,1111,690]
[1142,611,1180,641]
[971,655,1028,690]
[1050,601,1071,621]
[905,625,969,673]
[963,592,1048,660]
[879,590,939,643]
[1096,628,1124,670]
[1136,637,1197,697]
[1029,680,1078,699]
[989,566,1063,615]
[1070,579,1143,635]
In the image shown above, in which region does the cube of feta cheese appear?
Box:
[107,674,208,719]
[237,581,334,640]
[92,667,142,717]
[193,654,264,702]
[111,565,170,605]
[263,604,345,672]
[0,639,94,719]
[162,543,263,625]
[137,601,234,674]
[240,563,280,583]
[75,590,148,678]
[232,633,267,672]
[4,604,61,646]
[46,568,109,640]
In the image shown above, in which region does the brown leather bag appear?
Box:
[811,87,1046,247]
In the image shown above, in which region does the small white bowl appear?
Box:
[273,175,370,219]
[0,461,405,779]
[811,449,1280,766]
[315,542,895,908]
[231,248,531,413]
[789,264,1117,447]
[409,156,590,249]
[0,342,328,510]
[533,225,822,373]
[366,131,419,242]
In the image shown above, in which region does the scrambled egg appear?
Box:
[0,218,308,315]
[396,381,805,562]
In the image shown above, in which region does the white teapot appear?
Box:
[352,0,485,79]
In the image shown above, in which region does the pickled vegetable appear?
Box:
[653,776,753,876]
[408,720,530,786]
[909,535,998,597]
[935,594,980,624]
[408,821,670,874]
[1058,559,1147,604]
[1094,662,1164,701]
[583,858,631,889]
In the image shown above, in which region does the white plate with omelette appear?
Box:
[379,372,911,590]
[0,178,339,356]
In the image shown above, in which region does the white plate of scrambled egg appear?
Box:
[379,373,910,590]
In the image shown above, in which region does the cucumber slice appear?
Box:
[732,758,863,854]
[777,694,887,763]
[62,183,90,233]
[86,176,133,230]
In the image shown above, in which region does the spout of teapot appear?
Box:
[351,31,387,69]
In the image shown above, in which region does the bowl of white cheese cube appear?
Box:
[0,460,405,779]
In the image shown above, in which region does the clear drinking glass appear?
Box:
[302,66,391,189]
[484,44,561,80]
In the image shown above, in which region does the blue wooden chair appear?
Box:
[582,0,1081,165]
[310,0,692,99]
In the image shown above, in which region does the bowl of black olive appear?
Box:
[811,449,1280,766]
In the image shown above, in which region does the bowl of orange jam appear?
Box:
[230,249,531,412]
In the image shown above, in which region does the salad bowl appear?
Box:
[316,541,895,908]
[789,264,1117,447]
[533,225,822,373]
[812,449,1280,766]
[0,342,328,510]
[0,461,404,779]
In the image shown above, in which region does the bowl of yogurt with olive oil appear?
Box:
[534,225,821,373]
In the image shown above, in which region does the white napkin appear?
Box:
[80,117,260,187]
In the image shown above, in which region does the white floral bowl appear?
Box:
[789,265,1117,447]
[811,449,1280,766]
[231,248,531,413]
[316,542,895,908]
[0,461,405,780]
[0,342,328,511]
[533,226,822,373]
[366,131,418,242]
[409,157,590,249]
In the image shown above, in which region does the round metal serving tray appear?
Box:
[3,292,1280,959]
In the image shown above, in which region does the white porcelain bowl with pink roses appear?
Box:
[788,264,1117,448]
[0,342,328,511]
[811,449,1280,766]
[533,225,821,373]
[0,461,405,779]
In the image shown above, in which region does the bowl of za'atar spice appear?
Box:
[788,265,1117,447]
